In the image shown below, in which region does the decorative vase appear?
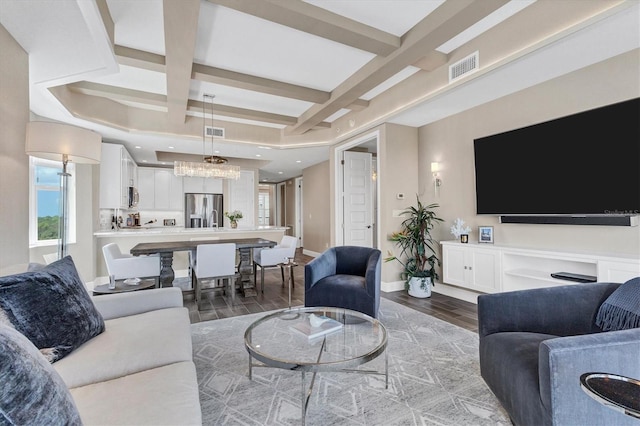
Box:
[408,276,432,298]
[230,220,237,229]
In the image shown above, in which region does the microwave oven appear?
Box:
[128,186,139,208]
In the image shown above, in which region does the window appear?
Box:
[258,189,270,225]
[29,157,76,246]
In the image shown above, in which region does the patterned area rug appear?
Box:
[191,298,510,425]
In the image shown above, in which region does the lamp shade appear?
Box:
[26,122,101,164]
[431,162,440,173]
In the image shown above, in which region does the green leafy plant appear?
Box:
[225,210,243,222]
[384,196,443,290]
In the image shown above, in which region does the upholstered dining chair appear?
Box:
[304,246,382,318]
[253,235,298,293]
[191,243,238,309]
[102,243,161,286]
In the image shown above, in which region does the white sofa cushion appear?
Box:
[54,307,192,388]
[70,361,201,426]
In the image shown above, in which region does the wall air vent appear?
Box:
[204,126,225,138]
[449,51,479,83]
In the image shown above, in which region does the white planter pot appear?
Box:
[408,276,432,298]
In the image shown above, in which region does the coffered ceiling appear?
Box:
[1,0,638,182]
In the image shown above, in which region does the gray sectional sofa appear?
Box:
[59,287,202,425]
[0,257,201,425]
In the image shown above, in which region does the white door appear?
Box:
[343,151,373,247]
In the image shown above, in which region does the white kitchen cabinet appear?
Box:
[137,167,183,211]
[442,242,501,293]
[228,170,255,226]
[183,176,222,194]
[137,168,155,210]
[155,169,183,210]
[100,143,137,209]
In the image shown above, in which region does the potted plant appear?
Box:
[225,210,243,228]
[384,196,443,298]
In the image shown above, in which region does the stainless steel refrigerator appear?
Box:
[184,193,223,228]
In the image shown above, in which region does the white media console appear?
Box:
[440,241,640,303]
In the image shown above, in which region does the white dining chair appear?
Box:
[253,235,298,293]
[191,243,238,309]
[102,243,161,286]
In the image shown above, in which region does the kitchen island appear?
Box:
[94,226,289,284]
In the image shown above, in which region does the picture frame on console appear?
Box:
[479,226,494,244]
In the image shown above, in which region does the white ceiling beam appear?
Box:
[114,45,166,73]
[288,0,510,135]
[208,0,400,56]
[163,0,200,127]
[191,63,329,104]
[60,80,332,128]
[67,81,166,107]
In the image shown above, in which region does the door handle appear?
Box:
[366,225,372,229]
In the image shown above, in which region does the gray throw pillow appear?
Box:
[0,256,105,362]
[0,324,82,425]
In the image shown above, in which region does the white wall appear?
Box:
[418,50,640,259]
[0,24,30,271]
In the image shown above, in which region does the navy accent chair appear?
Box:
[478,282,640,426]
[304,246,381,319]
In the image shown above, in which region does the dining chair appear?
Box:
[191,243,238,309]
[253,235,298,293]
[101,243,160,286]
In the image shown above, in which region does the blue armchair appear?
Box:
[304,246,381,318]
[478,282,640,426]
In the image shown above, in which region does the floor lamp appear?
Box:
[25,122,101,260]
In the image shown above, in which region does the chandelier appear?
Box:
[174,94,240,179]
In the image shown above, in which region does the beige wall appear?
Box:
[419,49,640,266]
[302,161,330,253]
[378,124,420,285]
[0,24,30,271]
[327,123,420,285]
[0,25,98,279]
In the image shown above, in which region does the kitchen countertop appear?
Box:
[94,226,288,237]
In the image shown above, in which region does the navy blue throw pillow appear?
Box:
[0,256,105,362]
[0,325,82,425]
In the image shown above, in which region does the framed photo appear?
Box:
[478,226,494,244]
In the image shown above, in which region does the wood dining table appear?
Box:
[130,237,277,297]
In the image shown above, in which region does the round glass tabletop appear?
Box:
[244,306,387,372]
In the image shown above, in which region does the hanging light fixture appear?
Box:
[174,94,240,179]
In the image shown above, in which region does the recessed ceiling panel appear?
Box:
[195,2,375,91]
[107,0,165,55]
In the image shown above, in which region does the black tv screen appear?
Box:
[474,98,640,216]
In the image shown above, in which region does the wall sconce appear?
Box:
[431,162,442,192]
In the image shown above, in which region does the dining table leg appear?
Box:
[158,252,175,288]
[237,247,257,297]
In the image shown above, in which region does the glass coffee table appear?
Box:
[244,306,388,425]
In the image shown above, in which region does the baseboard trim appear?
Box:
[431,282,483,304]
[302,249,321,258]
[382,280,405,293]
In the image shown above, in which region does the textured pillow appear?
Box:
[596,277,640,331]
[0,325,82,425]
[0,256,105,362]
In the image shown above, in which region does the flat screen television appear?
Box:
[473,98,639,217]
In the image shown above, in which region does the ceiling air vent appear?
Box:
[449,51,479,83]
[205,126,225,138]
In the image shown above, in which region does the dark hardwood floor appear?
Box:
[183,249,478,332]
